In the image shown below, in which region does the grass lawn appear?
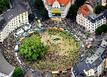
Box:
[24,29,80,71]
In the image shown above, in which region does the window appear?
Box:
[19,20,20,23]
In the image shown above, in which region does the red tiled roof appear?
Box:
[46,0,55,5]
[58,0,71,6]
[79,5,90,16]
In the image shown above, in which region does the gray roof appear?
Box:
[3,4,27,22]
[0,2,28,31]
[82,3,107,23]
[72,46,105,76]
[86,12,105,23]
[10,0,22,8]
[0,51,15,75]
[0,15,6,31]
[73,61,89,76]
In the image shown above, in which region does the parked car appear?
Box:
[14,45,19,52]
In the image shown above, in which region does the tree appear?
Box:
[34,0,49,20]
[94,4,105,14]
[0,0,10,14]
[12,67,24,77]
[75,0,87,7]
[19,35,48,61]
[67,4,78,19]
[95,24,107,35]
[67,0,86,19]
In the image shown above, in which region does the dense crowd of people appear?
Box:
[1,32,18,66]
[42,19,87,41]
[1,18,104,77]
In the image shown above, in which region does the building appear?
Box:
[0,3,29,42]
[71,39,107,77]
[0,51,15,77]
[42,0,74,21]
[102,0,107,6]
[71,47,105,77]
[86,0,107,7]
[76,3,107,33]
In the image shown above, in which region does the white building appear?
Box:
[71,39,107,77]
[102,0,107,6]
[0,4,29,42]
[76,4,107,33]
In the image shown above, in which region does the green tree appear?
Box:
[12,67,24,77]
[94,4,105,14]
[67,4,78,19]
[20,35,48,61]
[75,0,87,7]
[34,0,49,20]
[0,0,10,14]
[67,0,86,18]
[95,24,107,35]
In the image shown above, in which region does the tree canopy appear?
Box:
[67,0,87,19]
[19,34,48,61]
[95,24,107,35]
[12,67,24,77]
[34,0,49,20]
[94,4,107,14]
[0,0,10,14]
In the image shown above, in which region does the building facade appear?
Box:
[102,0,107,6]
[42,0,74,21]
[71,39,107,77]
[76,4,107,33]
[0,4,29,42]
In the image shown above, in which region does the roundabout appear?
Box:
[18,28,80,71]
[0,0,107,77]
[1,19,107,77]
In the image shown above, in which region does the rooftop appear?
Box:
[79,4,90,16]
[73,46,105,76]
[46,0,71,6]
[3,4,27,22]
[0,2,28,31]
[0,51,15,75]
[79,3,107,23]
[0,15,6,31]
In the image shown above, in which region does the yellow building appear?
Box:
[42,0,74,21]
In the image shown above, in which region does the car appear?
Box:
[23,24,31,31]
[16,41,20,45]
[15,28,24,37]
[14,45,19,52]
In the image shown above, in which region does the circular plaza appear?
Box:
[19,28,80,71]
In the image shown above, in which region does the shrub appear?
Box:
[12,67,24,77]
[19,35,48,61]
[94,4,105,14]
[0,0,9,13]
[95,24,107,35]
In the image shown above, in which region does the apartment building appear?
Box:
[76,4,107,33]
[0,4,29,42]
[71,39,107,77]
